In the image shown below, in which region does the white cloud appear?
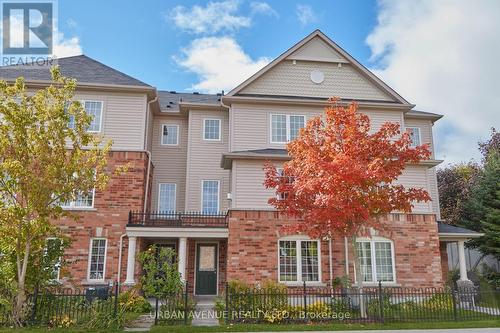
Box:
[366,0,500,164]
[296,4,317,27]
[250,1,278,17]
[175,36,269,93]
[53,31,82,58]
[169,0,251,34]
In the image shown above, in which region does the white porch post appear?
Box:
[457,240,469,281]
[124,236,137,285]
[178,237,187,281]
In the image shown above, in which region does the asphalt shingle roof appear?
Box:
[437,222,479,234]
[157,90,222,111]
[0,55,151,87]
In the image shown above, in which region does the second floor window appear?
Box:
[202,180,220,213]
[204,119,221,141]
[271,114,305,143]
[61,190,94,209]
[407,127,421,148]
[162,124,179,145]
[158,183,176,213]
[68,100,103,132]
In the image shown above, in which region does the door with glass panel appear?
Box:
[195,243,218,295]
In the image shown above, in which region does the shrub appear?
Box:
[119,287,152,313]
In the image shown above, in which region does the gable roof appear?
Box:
[0,55,151,87]
[227,30,410,105]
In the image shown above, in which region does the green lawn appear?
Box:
[149,320,500,332]
[0,319,498,332]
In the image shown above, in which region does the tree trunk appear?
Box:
[13,240,31,327]
[351,235,367,318]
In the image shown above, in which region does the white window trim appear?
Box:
[270,114,306,144]
[201,180,220,213]
[406,127,421,147]
[355,236,397,284]
[161,124,179,146]
[81,100,104,133]
[157,183,177,212]
[203,118,222,141]
[87,238,107,282]
[61,188,96,210]
[46,237,61,282]
[277,236,322,285]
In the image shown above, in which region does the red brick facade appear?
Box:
[227,210,444,289]
[55,151,149,286]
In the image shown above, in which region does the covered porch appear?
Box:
[124,211,228,296]
[438,222,484,285]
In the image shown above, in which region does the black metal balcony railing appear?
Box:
[128,211,228,228]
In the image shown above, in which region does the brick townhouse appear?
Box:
[0,30,481,295]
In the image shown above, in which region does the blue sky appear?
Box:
[59,0,378,92]
[54,0,500,164]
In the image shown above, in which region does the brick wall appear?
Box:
[227,210,444,289]
[54,151,149,286]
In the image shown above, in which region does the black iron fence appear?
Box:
[224,282,500,324]
[128,211,228,228]
[153,282,194,325]
[0,283,120,327]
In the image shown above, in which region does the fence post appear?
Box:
[303,281,307,322]
[225,282,229,325]
[155,297,159,325]
[184,281,189,325]
[30,283,39,324]
[377,281,384,324]
[451,287,458,321]
[113,281,119,318]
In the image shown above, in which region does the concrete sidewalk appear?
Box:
[255,329,500,333]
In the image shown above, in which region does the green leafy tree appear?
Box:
[461,151,500,259]
[0,68,112,325]
[138,246,183,298]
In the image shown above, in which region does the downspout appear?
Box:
[344,237,349,276]
[328,238,333,285]
[142,95,158,221]
[117,233,126,289]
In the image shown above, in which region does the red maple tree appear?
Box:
[264,98,431,288]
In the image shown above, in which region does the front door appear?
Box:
[195,243,218,295]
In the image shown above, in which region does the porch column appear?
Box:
[457,240,469,281]
[178,237,187,281]
[124,236,137,285]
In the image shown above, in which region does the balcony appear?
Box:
[127,211,228,228]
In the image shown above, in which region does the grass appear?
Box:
[150,320,500,332]
[0,319,498,332]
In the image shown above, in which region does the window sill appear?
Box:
[61,207,97,211]
[81,280,109,286]
[280,281,327,287]
[359,282,401,287]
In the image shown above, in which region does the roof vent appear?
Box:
[216,93,222,96]
[193,92,200,95]
[169,90,176,94]
[169,101,174,104]
[166,105,171,108]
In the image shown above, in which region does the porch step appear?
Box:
[192,296,219,327]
